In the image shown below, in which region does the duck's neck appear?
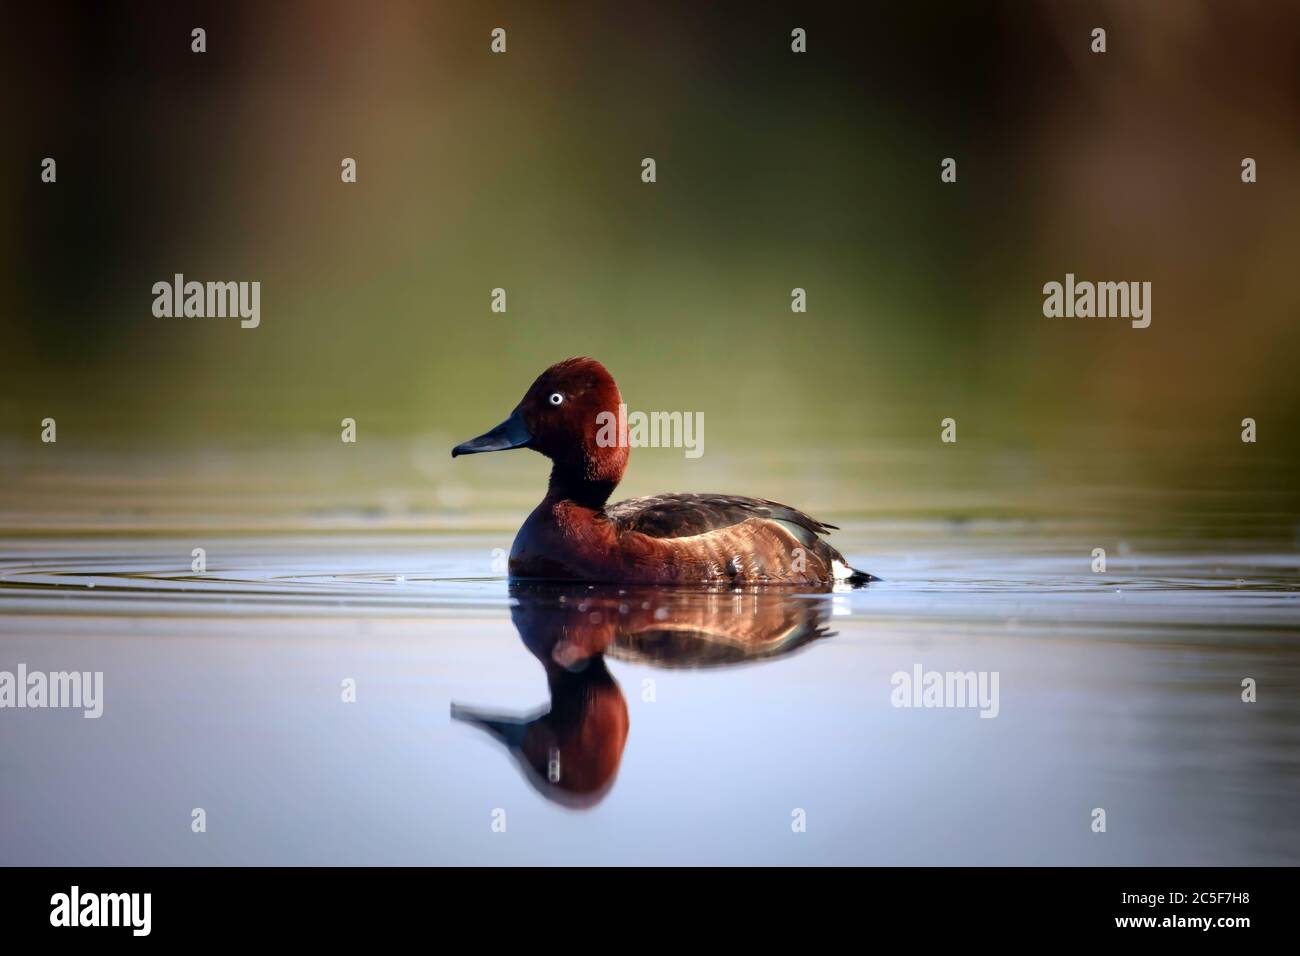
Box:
[547,465,619,510]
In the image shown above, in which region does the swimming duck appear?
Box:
[451,357,875,587]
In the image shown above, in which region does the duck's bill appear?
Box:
[451,409,532,457]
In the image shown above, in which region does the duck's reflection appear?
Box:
[452,583,835,808]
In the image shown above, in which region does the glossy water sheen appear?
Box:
[0,442,1298,865]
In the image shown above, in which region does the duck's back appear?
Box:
[605,493,870,586]
[607,493,834,538]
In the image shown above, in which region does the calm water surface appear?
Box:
[1,442,1298,864]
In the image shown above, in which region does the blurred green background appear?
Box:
[3,1,1299,529]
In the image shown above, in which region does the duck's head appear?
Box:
[451,357,629,486]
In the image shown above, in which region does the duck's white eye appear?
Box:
[548,392,564,406]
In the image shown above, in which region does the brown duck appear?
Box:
[452,357,875,587]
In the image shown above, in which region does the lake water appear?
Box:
[1,438,1297,865]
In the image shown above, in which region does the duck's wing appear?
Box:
[605,494,875,585]
[606,493,838,542]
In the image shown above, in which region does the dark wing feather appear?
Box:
[605,493,838,542]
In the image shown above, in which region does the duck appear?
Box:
[451,357,876,587]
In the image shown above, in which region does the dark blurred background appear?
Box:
[3,1,1299,525]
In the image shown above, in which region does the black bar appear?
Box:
[0,867,1285,941]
